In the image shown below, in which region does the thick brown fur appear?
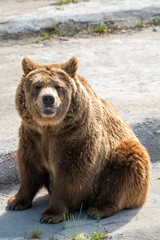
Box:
[7,57,150,223]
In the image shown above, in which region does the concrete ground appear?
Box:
[0,0,160,240]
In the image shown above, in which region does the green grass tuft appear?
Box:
[68,204,87,239]
[94,24,108,33]
[139,17,145,27]
[90,232,108,240]
[36,36,41,42]
[59,0,79,4]
[31,224,43,239]
[48,24,57,31]
[153,18,160,25]
[48,235,59,240]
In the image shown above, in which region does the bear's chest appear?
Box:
[40,134,62,171]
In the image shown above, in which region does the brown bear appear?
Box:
[7,57,150,223]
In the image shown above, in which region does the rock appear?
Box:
[153,27,158,32]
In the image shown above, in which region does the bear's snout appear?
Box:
[42,94,55,107]
[35,87,61,118]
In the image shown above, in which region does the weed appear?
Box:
[59,29,67,36]
[68,204,87,239]
[153,18,160,25]
[94,24,108,33]
[43,32,50,39]
[72,234,88,240]
[36,36,41,42]
[58,27,79,36]
[140,17,144,27]
[36,33,51,42]
[60,0,70,4]
[96,212,101,223]
[55,6,64,10]
[31,224,43,239]
[59,0,79,4]
[138,17,145,28]
[48,235,58,240]
[24,232,27,239]
[70,28,79,36]
[68,214,82,239]
[90,232,108,240]
[48,24,57,31]
[62,213,67,230]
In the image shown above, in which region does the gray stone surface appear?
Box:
[0,164,160,240]
[0,0,160,38]
[0,1,160,239]
[0,27,160,240]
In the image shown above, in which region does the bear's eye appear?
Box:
[35,85,42,90]
[55,86,61,90]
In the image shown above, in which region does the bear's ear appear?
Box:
[21,57,38,75]
[63,57,78,78]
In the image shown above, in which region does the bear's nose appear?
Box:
[42,94,55,106]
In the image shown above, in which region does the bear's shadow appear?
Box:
[0,192,140,238]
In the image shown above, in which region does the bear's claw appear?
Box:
[7,196,32,211]
[39,213,65,224]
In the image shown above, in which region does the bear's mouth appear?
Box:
[42,107,56,116]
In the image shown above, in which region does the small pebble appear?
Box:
[153,27,158,32]
[154,130,160,134]
[60,38,69,41]
[121,29,126,34]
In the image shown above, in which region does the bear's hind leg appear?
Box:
[88,139,150,220]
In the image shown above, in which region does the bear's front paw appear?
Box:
[7,196,32,211]
[40,209,68,224]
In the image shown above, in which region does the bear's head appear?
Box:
[16,57,78,127]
